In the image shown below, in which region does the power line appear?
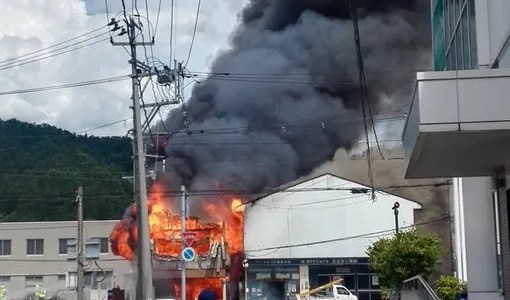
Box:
[169,0,175,64]
[0,182,449,200]
[350,0,375,202]
[188,73,417,86]
[0,33,109,71]
[153,0,163,36]
[349,0,384,160]
[188,69,424,77]
[0,75,129,96]
[244,215,451,252]
[183,0,201,67]
[0,26,107,66]
[75,118,131,134]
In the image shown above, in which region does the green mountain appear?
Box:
[0,119,133,221]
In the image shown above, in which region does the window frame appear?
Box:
[0,239,11,256]
[99,237,109,254]
[25,275,43,288]
[58,238,76,255]
[26,239,44,256]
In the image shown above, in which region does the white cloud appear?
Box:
[0,0,247,135]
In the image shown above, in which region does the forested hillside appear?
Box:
[0,119,133,221]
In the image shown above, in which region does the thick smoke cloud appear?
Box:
[157,0,430,197]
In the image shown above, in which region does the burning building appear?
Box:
[111,0,431,299]
[110,182,244,299]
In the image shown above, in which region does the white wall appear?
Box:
[460,177,502,300]
[244,174,420,259]
[476,0,510,68]
[487,0,510,67]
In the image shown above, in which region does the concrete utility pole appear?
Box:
[181,185,187,300]
[112,17,155,300]
[109,11,183,300]
[129,18,154,300]
[76,186,84,300]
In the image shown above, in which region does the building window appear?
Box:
[0,276,10,283]
[440,0,477,71]
[0,240,11,256]
[26,239,44,255]
[99,238,108,254]
[25,275,43,287]
[59,238,75,255]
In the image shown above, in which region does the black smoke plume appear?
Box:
[156,0,431,196]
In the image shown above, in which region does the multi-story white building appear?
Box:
[403,1,510,299]
[0,220,131,300]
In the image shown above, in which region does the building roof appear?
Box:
[246,172,423,207]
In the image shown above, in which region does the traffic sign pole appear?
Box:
[181,185,187,300]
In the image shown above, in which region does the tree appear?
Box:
[366,230,443,289]
[435,275,465,300]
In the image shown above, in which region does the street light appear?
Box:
[242,259,249,300]
[392,202,400,234]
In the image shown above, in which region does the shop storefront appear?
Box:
[246,262,300,300]
[246,258,381,300]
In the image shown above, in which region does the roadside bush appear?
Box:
[435,275,464,300]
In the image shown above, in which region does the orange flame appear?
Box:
[109,181,245,298]
[110,182,245,259]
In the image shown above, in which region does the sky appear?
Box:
[0,0,248,136]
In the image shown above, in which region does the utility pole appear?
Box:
[76,186,84,300]
[392,202,400,234]
[109,12,182,300]
[111,17,155,300]
[181,186,187,300]
[129,18,154,300]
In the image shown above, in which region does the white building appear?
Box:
[244,174,421,300]
[0,220,131,300]
[403,1,510,299]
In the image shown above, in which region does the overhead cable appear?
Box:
[0,75,129,96]
[184,0,202,67]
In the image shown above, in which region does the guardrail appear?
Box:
[401,275,441,300]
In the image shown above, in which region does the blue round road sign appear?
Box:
[182,247,196,262]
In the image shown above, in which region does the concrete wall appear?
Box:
[460,177,502,300]
[487,0,510,67]
[244,174,420,259]
[0,220,131,300]
[475,0,510,68]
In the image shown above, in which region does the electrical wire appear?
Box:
[1,110,406,141]
[169,0,175,65]
[0,75,129,96]
[76,118,131,134]
[0,26,107,66]
[184,0,202,67]
[0,35,110,71]
[350,0,375,202]
[104,0,112,39]
[153,0,163,37]
[0,182,449,200]
[349,0,384,160]
[244,215,451,252]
